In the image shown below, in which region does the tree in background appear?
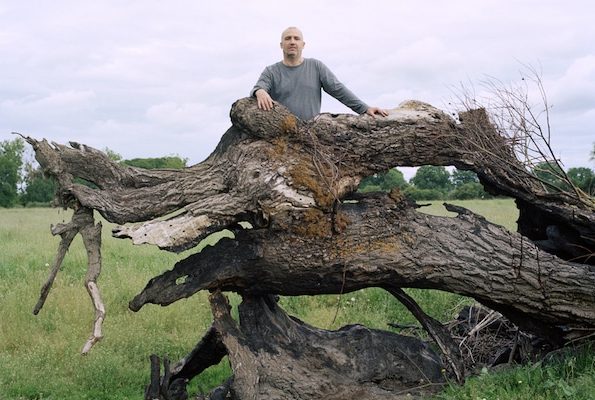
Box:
[122,156,187,169]
[449,169,491,200]
[530,162,595,198]
[567,167,594,195]
[449,182,490,200]
[20,166,57,206]
[0,138,25,207]
[103,147,123,163]
[403,186,444,200]
[532,161,568,192]
[359,168,408,193]
[451,169,478,186]
[404,167,495,200]
[10,144,188,207]
[405,165,451,200]
[410,166,451,192]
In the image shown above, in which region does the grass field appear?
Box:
[0,200,593,399]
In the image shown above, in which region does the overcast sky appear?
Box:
[1,1,593,180]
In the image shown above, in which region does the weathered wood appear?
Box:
[25,97,595,396]
[26,98,594,260]
[209,291,444,399]
[33,204,106,354]
[146,354,161,400]
[130,192,595,344]
[33,212,81,315]
[79,211,105,354]
[385,286,465,384]
[147,325,228,400]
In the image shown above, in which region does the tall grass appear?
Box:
[0,208,231,399]
[0,201,592,399]
[435,343,595,400]
[417,198,519,231]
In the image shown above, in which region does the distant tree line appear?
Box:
[359,163,595,201]
[0,138,187,207]
[358,166,493,200]
[1,137,593,207]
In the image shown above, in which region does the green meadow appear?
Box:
[0,200,592,399]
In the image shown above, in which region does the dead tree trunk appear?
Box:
[25,98,595,397]
[130,192,594,344]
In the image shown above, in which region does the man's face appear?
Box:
[280,28,305,59]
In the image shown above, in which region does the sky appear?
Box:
[1,0,594,180]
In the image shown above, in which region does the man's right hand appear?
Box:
[255,89,274,111]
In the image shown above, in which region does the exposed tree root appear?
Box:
[33,204,106,354]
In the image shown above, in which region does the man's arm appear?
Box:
[252,67,276,111]
[317,60,387,117]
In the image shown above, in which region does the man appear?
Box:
[252,27,388,120]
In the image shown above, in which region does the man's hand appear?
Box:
[255,89,275,111]
[365,107,389,117]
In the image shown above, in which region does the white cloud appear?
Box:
[146,101,223,130]
[3,90,95,110]
[0,0,593,171]
[0,90,97,135]
[549,55,595,114]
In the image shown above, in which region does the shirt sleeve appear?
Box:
[316,60,369,114]
[251,66,274,97]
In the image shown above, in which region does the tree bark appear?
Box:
[27,99,595,258]
[25,97,595,396]
[209,291,444,400]
[32,204,106,354]
[130,192,594,344]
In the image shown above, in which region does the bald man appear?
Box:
[251,27,387,120]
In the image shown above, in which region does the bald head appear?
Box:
[281,26,303,41]
[279,27,305,66]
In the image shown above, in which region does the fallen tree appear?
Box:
[25,97,595,398]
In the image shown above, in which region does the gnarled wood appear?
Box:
[32,204,106,354]
[130,193,595,344]
[209,291,444,400]
[27,99,594,259]
[26,97,595,397]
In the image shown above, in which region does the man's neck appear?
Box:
[282,57,304,67]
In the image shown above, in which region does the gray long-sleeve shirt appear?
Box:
[251,58,369,120]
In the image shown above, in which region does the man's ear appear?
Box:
[279,42,283,49]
